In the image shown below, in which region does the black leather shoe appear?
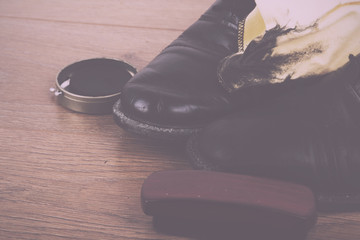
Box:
[187,54,360,211]
[113,0,256,139]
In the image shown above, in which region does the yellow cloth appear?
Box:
[242,1,360,81]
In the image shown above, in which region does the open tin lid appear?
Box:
[51,58,136,114]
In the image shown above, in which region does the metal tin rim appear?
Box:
[53,58,137,114]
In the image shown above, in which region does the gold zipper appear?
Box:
[238,18,246,53]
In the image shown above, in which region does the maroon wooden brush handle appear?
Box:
[141,170,317,233]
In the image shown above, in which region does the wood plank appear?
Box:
[0,0,213,30]
[0,16,182,78]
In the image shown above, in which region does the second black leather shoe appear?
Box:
[113,0,256,139]
[187,54,360,212]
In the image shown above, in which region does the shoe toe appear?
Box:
[195,114,266,169]
[193,111,317,182]
[119,68,232,128]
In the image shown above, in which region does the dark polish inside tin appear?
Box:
[57,58,136,97]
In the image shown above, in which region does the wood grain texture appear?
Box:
[0,0,360,239]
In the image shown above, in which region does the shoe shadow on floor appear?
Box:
[153,215,308,240]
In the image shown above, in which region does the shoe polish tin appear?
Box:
[51,58,136,114]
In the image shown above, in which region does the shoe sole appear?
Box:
[186,134,360,212]
[186,133,223,171]
[113,99,201,140]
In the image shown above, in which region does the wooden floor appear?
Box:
[1,0,360,239]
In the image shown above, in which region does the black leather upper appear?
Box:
[119,0,256,127]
